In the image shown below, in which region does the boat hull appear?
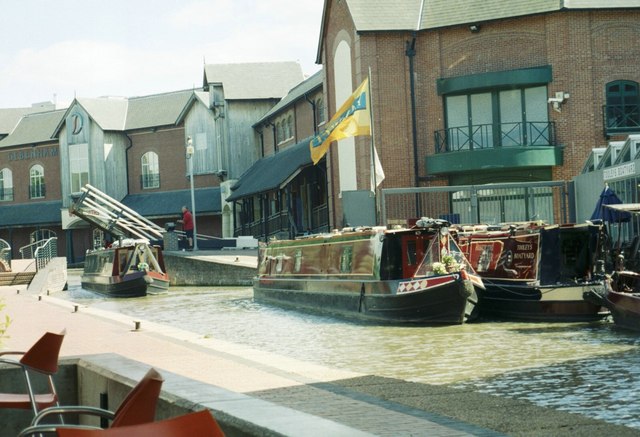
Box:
[478,281,609,322]
[253,275,478,325]
[81,271,169,298]
[605,290,640,331]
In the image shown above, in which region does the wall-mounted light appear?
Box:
[469,24,481,33]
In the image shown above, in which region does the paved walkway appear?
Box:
[0,285,498,436]
[2,269,639,436]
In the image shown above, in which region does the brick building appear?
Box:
[316,0,640,225]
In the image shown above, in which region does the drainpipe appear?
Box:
[406,33,422,215]
[304,93,318,134]
[124,133,133,195]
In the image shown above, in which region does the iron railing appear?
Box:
[435,121,556,153]
[20,237,57,271]
[380,182,569,226]
[235,203,330,240]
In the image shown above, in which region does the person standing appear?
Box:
[178,206,194,250]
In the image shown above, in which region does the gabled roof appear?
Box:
[254,70,324,127]
[53,89,205,136]
[317,0,640,62]
[0,108,39,135]
[125,90,198,130]
[203,62,304,100]
[76,97,129,131]
[226,138,313,202]
[0,110,65,148]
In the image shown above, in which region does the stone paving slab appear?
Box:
[0,287,498,436]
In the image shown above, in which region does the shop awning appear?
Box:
[226,137,313,202]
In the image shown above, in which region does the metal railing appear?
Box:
[234,203,330,240]
[434,121,556,153]
[20,237,57,271]
[380,181,569,226]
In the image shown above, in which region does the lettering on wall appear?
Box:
[7,147,59,161]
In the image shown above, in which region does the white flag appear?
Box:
[371,146,385,191]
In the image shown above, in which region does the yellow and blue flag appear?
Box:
[310,78,371,164]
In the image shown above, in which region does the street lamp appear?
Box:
[186,136,198,250]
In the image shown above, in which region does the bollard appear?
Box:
[47,290,50,295]
[134,321,141,331]
[16,289,19,294]
[38,295,42,301]
[74,305,79,313]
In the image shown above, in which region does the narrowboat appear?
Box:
[596,271,640,331]
[254,218,485,325]
[82,239,170,297]
[455,222,609,322]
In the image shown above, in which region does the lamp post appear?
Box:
[186,136,198,250]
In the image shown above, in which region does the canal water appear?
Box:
[59,275,640,431]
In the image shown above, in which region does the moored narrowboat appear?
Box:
[456,221,609,322]
[82,239,169,297]
[254,218,484,325]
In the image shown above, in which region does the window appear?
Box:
[29,164,45,199]
[30,229,56,243]
[287,115,294,140]
[443,86,549,151]
[0,168,13,201]
[69,143,89,193]
[141,151,160,189]
[605,80,640,132]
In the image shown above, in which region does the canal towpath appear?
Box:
[1,250,639,436]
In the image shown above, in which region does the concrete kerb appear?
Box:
[76,354,375,437]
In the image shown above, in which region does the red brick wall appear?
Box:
[127,128,217,195]
[321,8,640,226]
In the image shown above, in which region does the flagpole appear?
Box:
[368,66,379,225]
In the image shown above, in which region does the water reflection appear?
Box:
[57,279,640,430]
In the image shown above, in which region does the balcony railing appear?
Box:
[603,103,640,134]
[435,121,556,153]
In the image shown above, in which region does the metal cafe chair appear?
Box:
[0,330,66,416]
[55,410,225,437]
[19,368,164,436]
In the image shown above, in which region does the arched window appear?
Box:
[0,168,13,201]
[29,164,45,199]
[141,151,160,189]
[287,115,294,140]
[276,121,283,143]
[605,80,640,132]
[30,229,56,243]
